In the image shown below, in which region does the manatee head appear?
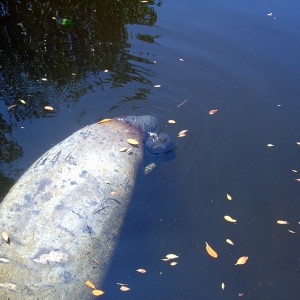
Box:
[145,132,174,155]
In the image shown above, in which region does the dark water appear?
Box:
[1,0,300,299]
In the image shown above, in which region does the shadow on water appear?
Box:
[0,0,162,198]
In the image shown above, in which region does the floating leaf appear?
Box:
[19,99,26,104]
[165,254,179,260]
[224,215,237,223]
[178,129,188,137]
[235,256,248,265]
[209,109,218,115]
[0,258,10,263]
[179,58,184,61]
[119,147,127,152]
[161,258,170,261]
[296,142,300,145]
[92,289,105,296]
[153,84,161,88]
[117,282,128,286]
[168,120,176,124]
[85,280,96,289]
[8,104,17,110]
[120,286,130,291]
[221,282,225,290]
[136,268,146,273]
[226,194,232,200]
[292,170,298,173]
[170,261,178,266]
[267,144,274,147]
[226,239,234,245]
[127,138,139,145]
[277,220,289,225]
[44,106,54,111]
[205,242,218,258]
[98,118,111,124]
[294,179,300,182]
[2,232,9,243]
[104,69,109,73]
[288,230,296,234]
[41,78,48,81]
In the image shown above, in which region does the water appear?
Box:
[1,0,300,299]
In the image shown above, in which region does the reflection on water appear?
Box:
[1,0,300,298]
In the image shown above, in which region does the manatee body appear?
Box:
[0,116,156,299]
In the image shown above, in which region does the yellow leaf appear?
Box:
[165,254,179,259]
[235,256,248,265]
[161,258,170,261]
[205,242,218,258]
[19,99,26,104]
[44,106,54,111]
[98,118,111,124]
[92,289,105,296]
[85,280,96,289]
[277,220,289,225]
[168,120,176,124]
[221,282,225,290]
[226,239,234,245]
[2,232,9,243]
[136,268,146,273]
[224,215,237,223]
[226,193,232,200]
[127,138,139,145]
[120,286,130,291]
[170,261,178,266]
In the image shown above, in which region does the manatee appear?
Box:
[0,116,172,299]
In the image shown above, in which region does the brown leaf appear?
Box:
[205,242,218,258]
[209,109,218,115]
[85,280,96,289]
[235,256,248,265]
[224,215,237,223]
[136,268,146,273]
[165,254,179,259]
[277,220,289,225]
[44,106,54,111]
[8,104,17,110]
[92,289,105,296]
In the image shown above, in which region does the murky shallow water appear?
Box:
[1,0,300,298]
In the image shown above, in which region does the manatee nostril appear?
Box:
[145,132,174,155]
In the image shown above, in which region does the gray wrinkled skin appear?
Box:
[0,118,144,299]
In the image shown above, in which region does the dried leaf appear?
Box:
[2,232,9,243]
[235,256,248,265]
[170,261,178,266]
[127,138,139,145]
[136,268,146,273]
[44,106,54,111]
[92,289,105,296]
[178,129,188,137]
[224,215,237,223]
[226,239,234,245]
[19,99,26,104]
[120,286,130,291]
[8,104,17,110]
[277,220,289,225]
[209,109,218,115]
[221,282,225,290]
[165,254,179,260]
[85,280,96,289]
[205,242,218,258]
[119,147,127,152]
[161,258,170,261]
[98,118,111,124]
[226,193,232,200]
[267,144,274,147]
[168,120,176,124]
